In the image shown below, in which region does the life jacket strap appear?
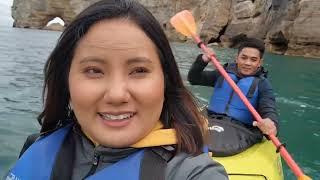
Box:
[140,146,174,180]
[246,77,260,98]
[215,77,224,88]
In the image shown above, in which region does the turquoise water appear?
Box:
[0,27,319,179]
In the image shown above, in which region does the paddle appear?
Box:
[170,10,311,180]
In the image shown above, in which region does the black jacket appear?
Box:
[188,54,279,128]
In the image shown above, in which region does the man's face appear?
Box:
[236,47,263,76]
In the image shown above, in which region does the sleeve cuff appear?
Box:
[195,54,209,66]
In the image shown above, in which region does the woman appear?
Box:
[6,0,228,179]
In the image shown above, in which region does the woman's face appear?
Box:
[69,19,165,147]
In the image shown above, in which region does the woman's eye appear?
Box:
[83,67,104,78]
[130,67,149,76]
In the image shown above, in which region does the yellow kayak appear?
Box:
[212,139,284,180]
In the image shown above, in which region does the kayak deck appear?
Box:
[212,139,284,180]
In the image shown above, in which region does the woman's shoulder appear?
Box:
[19,123,74,158]
[166,152,228,180]
[19,133,41,158]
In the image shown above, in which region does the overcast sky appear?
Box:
[0,0,14,27]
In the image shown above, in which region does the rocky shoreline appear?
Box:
[11,0,320,58]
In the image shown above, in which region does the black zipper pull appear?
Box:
[93,153,100,166]
[83,152,100,179]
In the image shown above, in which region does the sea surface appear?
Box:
[0,26,319,179]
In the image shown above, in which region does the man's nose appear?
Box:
[244,59,251,65]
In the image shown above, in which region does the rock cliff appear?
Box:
[11,0,320,58]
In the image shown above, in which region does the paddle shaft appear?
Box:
[191,34,305,178]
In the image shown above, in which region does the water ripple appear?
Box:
[3,97,19,103]
[277,97,320,110]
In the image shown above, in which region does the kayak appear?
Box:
[212,139,284,180]
[199,104,284,179]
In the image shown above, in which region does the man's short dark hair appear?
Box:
[238,38,265,58]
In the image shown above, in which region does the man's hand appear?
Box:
[201,48,215,63]
[253,118,277,136]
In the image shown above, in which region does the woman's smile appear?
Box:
[98,112,136,128]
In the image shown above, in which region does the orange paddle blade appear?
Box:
[170,10,196,37]
[298,175,313,180]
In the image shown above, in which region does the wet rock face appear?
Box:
[11,0,232,43]
[11,0,320,58]
[11,0,100,29]
[286,0,320,58]
[266,31,289,55]
[265,0,320,58]
[224,0,280,40]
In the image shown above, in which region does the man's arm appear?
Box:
[254,78,279,135]
[187,54,220,87]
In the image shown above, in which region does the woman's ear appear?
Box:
[69,102,73,110]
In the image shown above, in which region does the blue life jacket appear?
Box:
[6,125,145,180]
[208,73,260,125]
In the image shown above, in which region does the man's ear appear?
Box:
[259,58,264,67]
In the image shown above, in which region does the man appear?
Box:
[188,38,278,156]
